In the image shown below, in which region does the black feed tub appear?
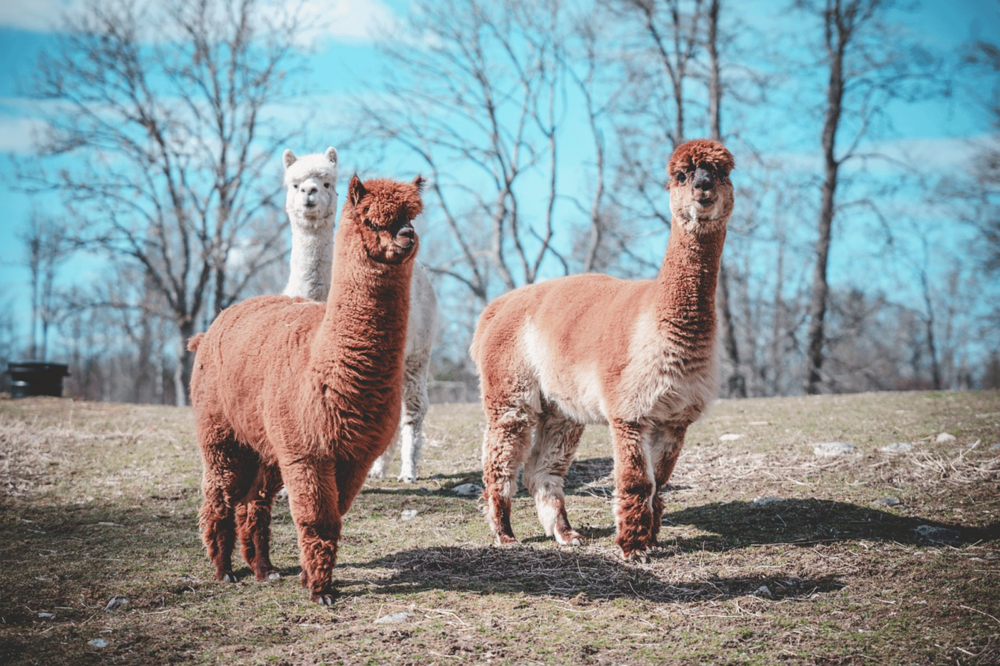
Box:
[7,362,71,399]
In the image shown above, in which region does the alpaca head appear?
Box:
[346,174,425,264]
[666,139,735,235]
[283,147,339,231]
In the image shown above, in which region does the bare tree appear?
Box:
[702,0,746,397]
[796,0,940,394]
[959,38,1000,281]
[22,0,307,404]
[19,213,74,361]
[607,0,704,230]
[355,0,599,307]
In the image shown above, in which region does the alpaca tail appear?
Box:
[469,305,500,369]
[187,332,205,352]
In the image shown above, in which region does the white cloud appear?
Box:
[0,0,402,45]
[295,0,403,46]
[0,0,76,32]
[0,115,48,153]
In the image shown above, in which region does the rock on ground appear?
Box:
[452,483,482,497]
[104,596,128,612]
[880,442,913,453]
[375,611,414,624]
[812,442,855,457]
[915,525,961,543]
[752,497,785,507]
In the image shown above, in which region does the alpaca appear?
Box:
[189,174,424,604]
[281,147,439,483]
[470,139,735,562]
[282,147,339,302]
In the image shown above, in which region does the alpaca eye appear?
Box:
[324,183,330,189]
[676,172,687,183]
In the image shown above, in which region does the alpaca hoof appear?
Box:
[220,572,238,583]
[397,473,415,483]
[311,590,337,605]
[367,467,387,480]
[268,571,281,581]
[495,533,517,546]
[556,531,585,547]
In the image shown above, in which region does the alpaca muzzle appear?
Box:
[395,224,416,249]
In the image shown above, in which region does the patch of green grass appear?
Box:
[0,391,998,663]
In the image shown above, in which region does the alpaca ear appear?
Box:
[325,147,338,165]
[412,174,426,193]
[283,149,296,169]
[349,174,365,207]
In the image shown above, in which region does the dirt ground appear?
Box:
[1,390,998,664]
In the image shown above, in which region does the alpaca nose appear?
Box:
[693,168,715,192]
[396,224,415,248]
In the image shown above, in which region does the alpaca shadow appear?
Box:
[359,469,486,498]
[563,456,691,494]
[565,456,614,487]
[660,499,1000,553]
[347,545,844,603]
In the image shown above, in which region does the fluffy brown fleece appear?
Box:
[189,174,424,604]
[471,139,735,562]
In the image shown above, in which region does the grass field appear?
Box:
[1,391,998,664]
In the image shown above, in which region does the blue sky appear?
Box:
[0,0,997,357]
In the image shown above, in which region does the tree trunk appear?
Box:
[174,318,195,407]
[805,8,846,395]
[706,0,745,398]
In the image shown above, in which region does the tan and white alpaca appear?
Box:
[282,148,439,483]
[189,174,424,604]
[471,139,735,562]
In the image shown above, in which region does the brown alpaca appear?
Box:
[188,174,424,604]
[471,139,735,562]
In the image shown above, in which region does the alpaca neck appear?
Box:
[313,221,414,377]
[284,218,335,301]
[655,220,727,337]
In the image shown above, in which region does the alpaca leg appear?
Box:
[650,425,686,543]
[367,431,399,480]
[397,353,431,483]
[609,419,657,562]
[235,462,282,581]
[199,440,255,583]
[481,415,532,545]
[523,410,585,546]
[282,458,341,605]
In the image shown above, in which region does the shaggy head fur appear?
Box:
[284,147,339,231]
[666,139,735,235]
[348,174,425,265]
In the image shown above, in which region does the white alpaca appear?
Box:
[282,147,439,483]
[282,147,339,301]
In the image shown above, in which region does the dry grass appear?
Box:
[0,391,998,664]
